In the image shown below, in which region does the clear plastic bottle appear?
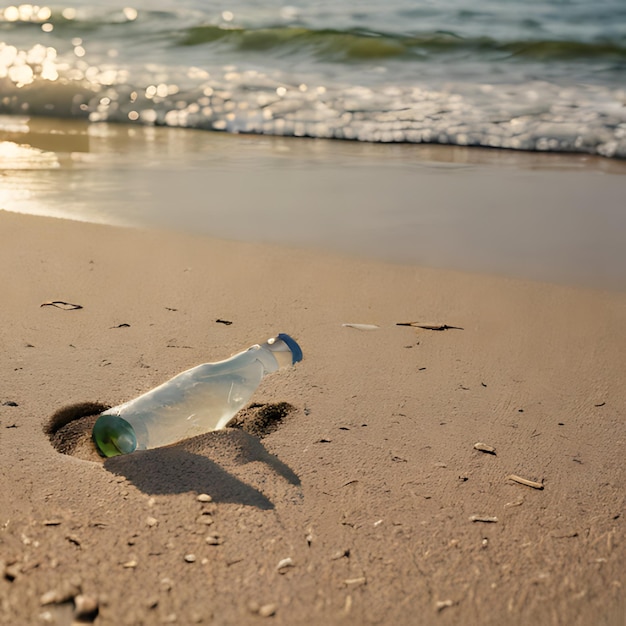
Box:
[92,333,303,457]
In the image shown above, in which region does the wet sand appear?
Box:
[0,202,625,625]
[2,116,626,291]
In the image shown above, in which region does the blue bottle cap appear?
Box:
[277,333,303,364]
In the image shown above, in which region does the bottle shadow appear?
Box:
[46,401,301,510]
[104,429,300,510]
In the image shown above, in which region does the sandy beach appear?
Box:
[2,0,626,620]
[1,203,625,624]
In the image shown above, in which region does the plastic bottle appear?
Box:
[92,333,303,457]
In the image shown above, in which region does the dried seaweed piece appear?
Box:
[216,319,233,325]
[396,322,463,331]
[40,301,83,310]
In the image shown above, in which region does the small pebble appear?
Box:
[344,577,366,587]
[276,557,294,573]
[40,591,62,606]
[206,534,223,546]
[4,563,19,581]
[122,560,137,569]
[146,516,158,527]
[197,494,212,503]
[40,581,81,605]
[330,549,350,561]
[259,604,277,618]
[184,554,197,563]
[73,594,99,621]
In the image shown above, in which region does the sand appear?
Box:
[3,118,626,291]
[0,206,624,625]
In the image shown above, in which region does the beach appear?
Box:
[1,192,625,624]
[2,0,626,621]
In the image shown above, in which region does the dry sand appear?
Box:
[0,209,625,625]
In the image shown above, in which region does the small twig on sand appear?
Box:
[469,515,498,523]
[507,474,544,490]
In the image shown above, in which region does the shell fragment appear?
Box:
[474,442,496,455]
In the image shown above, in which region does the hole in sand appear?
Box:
[45,401,296,462]
[226,401,295,439]
[45,401,111,463]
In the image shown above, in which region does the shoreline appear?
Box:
[1,210,625,625]
[2,116,626,291]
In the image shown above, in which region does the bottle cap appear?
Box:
[276,333,302,365]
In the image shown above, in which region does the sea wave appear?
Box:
[3,7,626,64]
[177,25,626,63]
[1,10,626,160]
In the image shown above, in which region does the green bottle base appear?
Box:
[92,414,138,457]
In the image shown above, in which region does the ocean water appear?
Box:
[1,0,625,158]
